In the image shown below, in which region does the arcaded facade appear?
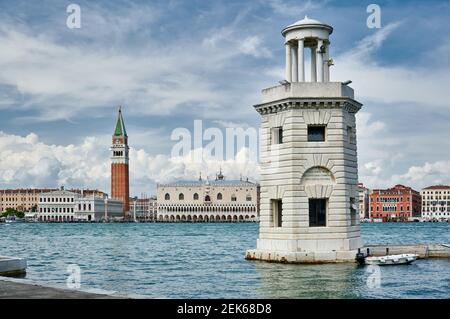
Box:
[157,173,259,222]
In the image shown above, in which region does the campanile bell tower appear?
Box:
[246,17,363,263]
[111,106,130,216]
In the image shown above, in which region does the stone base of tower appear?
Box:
[245,238,362,264]
[245,249,358,264]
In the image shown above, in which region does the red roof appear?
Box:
[371,184,420,195]
[423,185,450,190]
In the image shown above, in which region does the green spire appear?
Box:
[114,106,127,137]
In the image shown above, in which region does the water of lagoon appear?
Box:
[0,222,449,298]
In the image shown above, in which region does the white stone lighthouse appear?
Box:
[246,17,363,263]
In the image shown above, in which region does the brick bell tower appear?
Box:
[111,106,130,216]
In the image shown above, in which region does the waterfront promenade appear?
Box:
[0,276,141,299]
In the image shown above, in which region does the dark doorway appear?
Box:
[271,199,282,227]
[309,198,327,227]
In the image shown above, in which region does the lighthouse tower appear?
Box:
[111,107,130,216]
[246,17,363,263]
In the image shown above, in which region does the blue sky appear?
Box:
[0,0,449,196]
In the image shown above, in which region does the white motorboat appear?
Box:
[364,253,418,266]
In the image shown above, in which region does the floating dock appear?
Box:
[246,244,450,264]
[363,244,450,259]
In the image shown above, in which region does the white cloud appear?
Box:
[265,0,328,17]
[356,112,385,140]
[212,120,251,129]
[238,36,272,58]
[0,131,259,195]
[395,161,450,185]
[360,160,450,191]
[363,161,383,176]
[0,4,270,122]
[333,22,450,109]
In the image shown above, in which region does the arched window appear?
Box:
[205,195,211,202]
[246,195,252,201]
[193,193,199,200]
[231,194,237,202]
[165,193,170,200]
[217,193,223,200]
[179,193,184,200]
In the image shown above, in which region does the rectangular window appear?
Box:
[347,126,354,144]
[307,125,326,142]
[350,197,357,226]
[271,199,282,227]
[309,198,327,227]
[271,127,283,145]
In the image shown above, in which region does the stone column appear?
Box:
[298,39,305,82]
[285,42,292,82]
[317,39,324,82]
[310,46,317,82]
[324,43,330,82]
[292,45,298,82]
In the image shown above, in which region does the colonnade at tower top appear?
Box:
[282,16,333,83]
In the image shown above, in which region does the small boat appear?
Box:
[5,216,25,223]
[355,248,419,266]
[364,253,418,266]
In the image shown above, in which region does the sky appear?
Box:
[0,0,449,196]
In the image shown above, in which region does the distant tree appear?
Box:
[2,208,24,218]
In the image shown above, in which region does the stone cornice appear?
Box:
[254,97,362,115]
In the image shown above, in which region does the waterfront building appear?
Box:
[421,185,450,221]
[358,183,370,219]
[246,16,363,263]
[130,196,158,220]
[157,171,259,222]
[37,187,123,222]
[1,188,53,213]
[111,107,130,216]
[0,188,105,213]
[369,184,421,222]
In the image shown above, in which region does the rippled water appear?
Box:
[0,222,449,298]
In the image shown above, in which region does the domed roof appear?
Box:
[290,15,324,27]
[282,16,333,36]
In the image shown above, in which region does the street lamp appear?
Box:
[104,196,108,222]
[133,196,138,222]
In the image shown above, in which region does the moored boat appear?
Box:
[356,248,419,266]
[364,253,418,266]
